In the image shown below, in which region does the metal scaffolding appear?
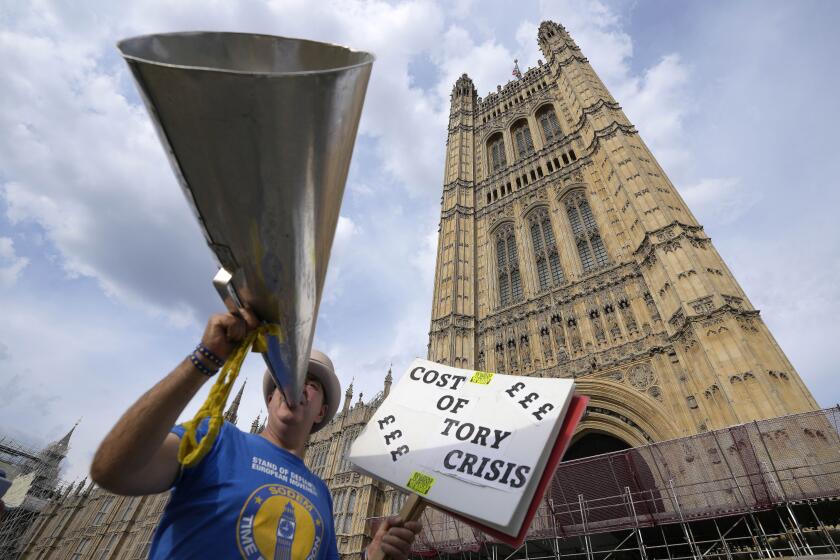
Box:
[384,407,840,559]
[0,435,71,559]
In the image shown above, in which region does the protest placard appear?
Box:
[349,359,583,541]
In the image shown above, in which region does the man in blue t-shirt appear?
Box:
[91,310,421,559]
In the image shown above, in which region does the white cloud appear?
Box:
[334,216,359,246]
[620,54,692,174]
[0,28,218,325]
[679,177,758,225]
[0,0,449,326]
[540,0,633,89]
[448,0,477,20]
[434,25,516,101]
[0,237,29,286]
[514,20,541,66]
[320,216,359,306]
[409,228,440,281]
[349,182,375,197]
[723,225,840,405]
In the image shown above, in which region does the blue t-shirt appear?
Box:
[149,420,339,560]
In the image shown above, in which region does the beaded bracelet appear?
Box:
[189,352,218,377]
[195,343,225,368]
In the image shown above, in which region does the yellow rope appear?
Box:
[178,324,280,468]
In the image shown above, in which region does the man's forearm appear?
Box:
[90,358,208,489]
[91,310,258,494]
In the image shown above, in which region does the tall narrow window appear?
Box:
[333,490,344,534]
[496,238,509,305]
[511,119,534,159]
[343,490,357,533]
[494,224,523,307]
[98,533,121,560]
[50,509,70,537]
[488,133,507,172]
[92,496,114,526]
[537,105,562,143]
[338,427,360,472]
[121,498,139,522]
[70,538,91,560]
[564,191,609,273]
[528,207,565,291]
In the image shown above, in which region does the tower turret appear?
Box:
[342,380,353,414]
[427,72,479,369]
[224,380,246,425]
[427,21,817,447]
[383,365,393,398]
[34,419,78,496]
[452,73,477,100]
[43,420,77,460]
[537,20,573,51]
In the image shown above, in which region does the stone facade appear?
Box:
[20,481,169,559]
[427,20,817,448]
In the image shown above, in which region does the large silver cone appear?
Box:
[118,32,373,406]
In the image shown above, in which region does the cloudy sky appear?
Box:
[2,0,839,483]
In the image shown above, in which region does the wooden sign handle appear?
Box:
[368,494,426,560]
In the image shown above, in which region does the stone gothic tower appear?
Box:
[427,21,817,449]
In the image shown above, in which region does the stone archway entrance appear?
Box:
[571,378,683,446]
[563,431,632,461]
[552,429,666,526]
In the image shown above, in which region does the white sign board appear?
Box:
[349,359,575,536]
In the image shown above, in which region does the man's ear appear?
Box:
[316,403,328,424]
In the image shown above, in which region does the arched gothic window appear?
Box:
[314,444,328,476]
[537,105,562,143]
[511,119,534,159]
[527,207,565,291]
[343,490,357,533]
[338,427,360,472]
[487,133,507,172]
[564,191,609,272]
[332,489,345,532]
[390,492,407,515]
[494,223,523,306]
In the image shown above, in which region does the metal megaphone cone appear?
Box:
[118,32,373,407]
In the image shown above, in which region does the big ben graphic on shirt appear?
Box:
[237,484,326,560]
[275,502,297,560]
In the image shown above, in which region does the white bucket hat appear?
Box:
[262,349,341,433]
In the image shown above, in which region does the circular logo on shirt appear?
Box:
[237,484,325,560]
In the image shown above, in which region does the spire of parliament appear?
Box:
[224,380,246,426]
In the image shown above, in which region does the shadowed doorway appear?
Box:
[549,430,665,529]
[563,432,632,461]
